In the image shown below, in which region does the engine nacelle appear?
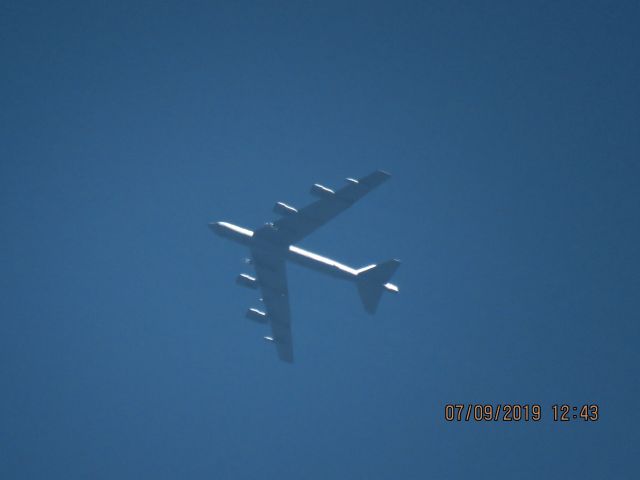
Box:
[273,201,298,216]
[236,273,258,289]
[246,308,267,323]
[310,183,335,199]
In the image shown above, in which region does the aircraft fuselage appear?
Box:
[211,221,358,281]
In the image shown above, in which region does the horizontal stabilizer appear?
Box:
[356,259,400,314]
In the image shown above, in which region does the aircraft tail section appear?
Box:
[356,259,400,314]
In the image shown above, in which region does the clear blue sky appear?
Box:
[1,1,639,478]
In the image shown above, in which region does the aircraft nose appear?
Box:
[208,222,225,235]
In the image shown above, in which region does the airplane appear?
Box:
[209,170,400,363]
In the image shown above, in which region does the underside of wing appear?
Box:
[251,248,294,363]
[266,170,391,245]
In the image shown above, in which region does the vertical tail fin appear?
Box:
[356,259,400,314]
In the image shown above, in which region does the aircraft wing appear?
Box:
[271,170,391,244]
[251,248,294,363]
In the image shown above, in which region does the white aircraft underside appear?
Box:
[210,170,400,363]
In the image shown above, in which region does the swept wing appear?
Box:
[251,248,294,363]
[268,169,391,244]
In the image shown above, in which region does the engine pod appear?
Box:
[236,273,258,289]
[310,183,335,199]
[246,308,267,323]
[273,202,298,216]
